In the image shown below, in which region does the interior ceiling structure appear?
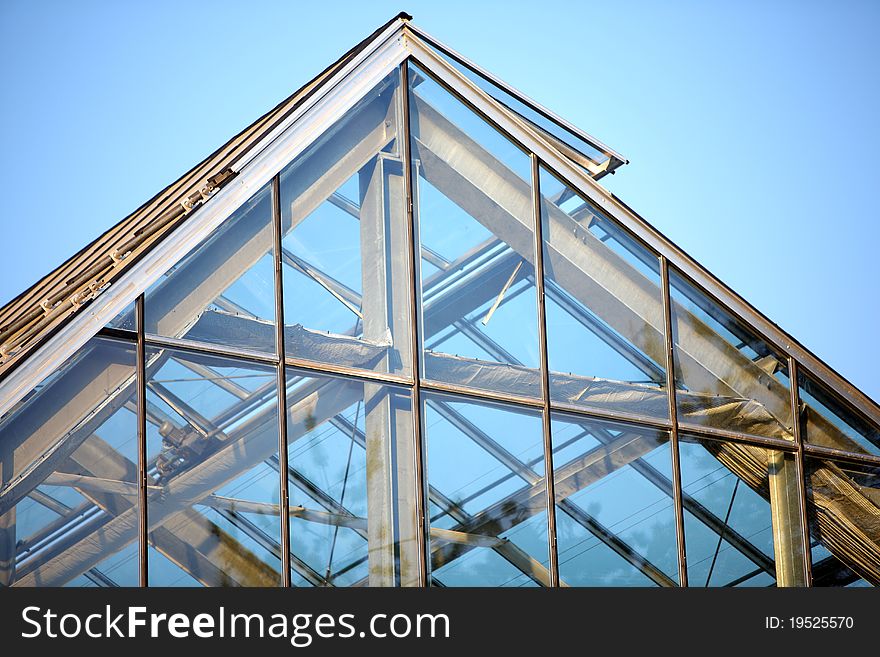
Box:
[0,13,877,589]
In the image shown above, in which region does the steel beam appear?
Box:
[153,508,280,587]
[0,89,398,524]
[328,412,555,586]
[405,31,880,434]
[428,427,673,584]
[410,90,856,449]
[426,396,674,585]
[0,342,136,515]
[12,374,361,585]
[768,450,808,586]
[17,431,276,588]
[358,127,420,585]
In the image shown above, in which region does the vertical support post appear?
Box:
[360,154,396,588]
[272,174,292,588]
[660,256,688,587]
[0,505,12,586]
[789,356,813,585]
[135,293,148,587]
[531,156,560,587]
[767,449,808,586]
[400,60,429,587]
[359,69,421,586]
[361,381,417,587]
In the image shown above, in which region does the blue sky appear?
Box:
[0,0,877,402]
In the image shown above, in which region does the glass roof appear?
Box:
[0,31,877,589]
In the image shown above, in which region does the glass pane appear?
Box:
[0,336,138,587]
[540,166,668,421]
[280,69,411,378]
[670,267,793,441]
[66,542,139,587]
[798,369,880,457]
[145,182,276,355]
[106,300,136,331]
[144,346,281,587]
[679,434,787,587]
[805,457,878,587]
[423,41,611,171]
[551,413,678,586]
[409,62,541,400]
[422,391,548,586]
[285,369,418,587]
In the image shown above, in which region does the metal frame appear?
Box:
[531,154,560,586]
[135,295,148,586]
[660,257,688,587]
[3,18,875,441]
[400,62,429,587]
[272,174,292,587]
[0,20,410,420]
[402,30,880,433]
[788,357,813,586]
[3,17,879,589]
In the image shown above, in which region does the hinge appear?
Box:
[181,168,238,214]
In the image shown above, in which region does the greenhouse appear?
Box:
[0,13,877,588]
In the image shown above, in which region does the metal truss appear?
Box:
[1,17,879,590]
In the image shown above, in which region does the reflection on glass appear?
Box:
[279,69,411,378]
[0,337,138,587]
[679,434,785,587]
[798,370,880,457]
[551,413,677,585]
[145,347,281,587]
[670,267,792,440]
[409,62,540,400]
[422,392,548,586]
[285,369,418,587]
[144,183,276,355]
[540,166,668,420]
[805,457,878,587]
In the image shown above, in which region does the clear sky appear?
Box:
[0,0,877,402]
